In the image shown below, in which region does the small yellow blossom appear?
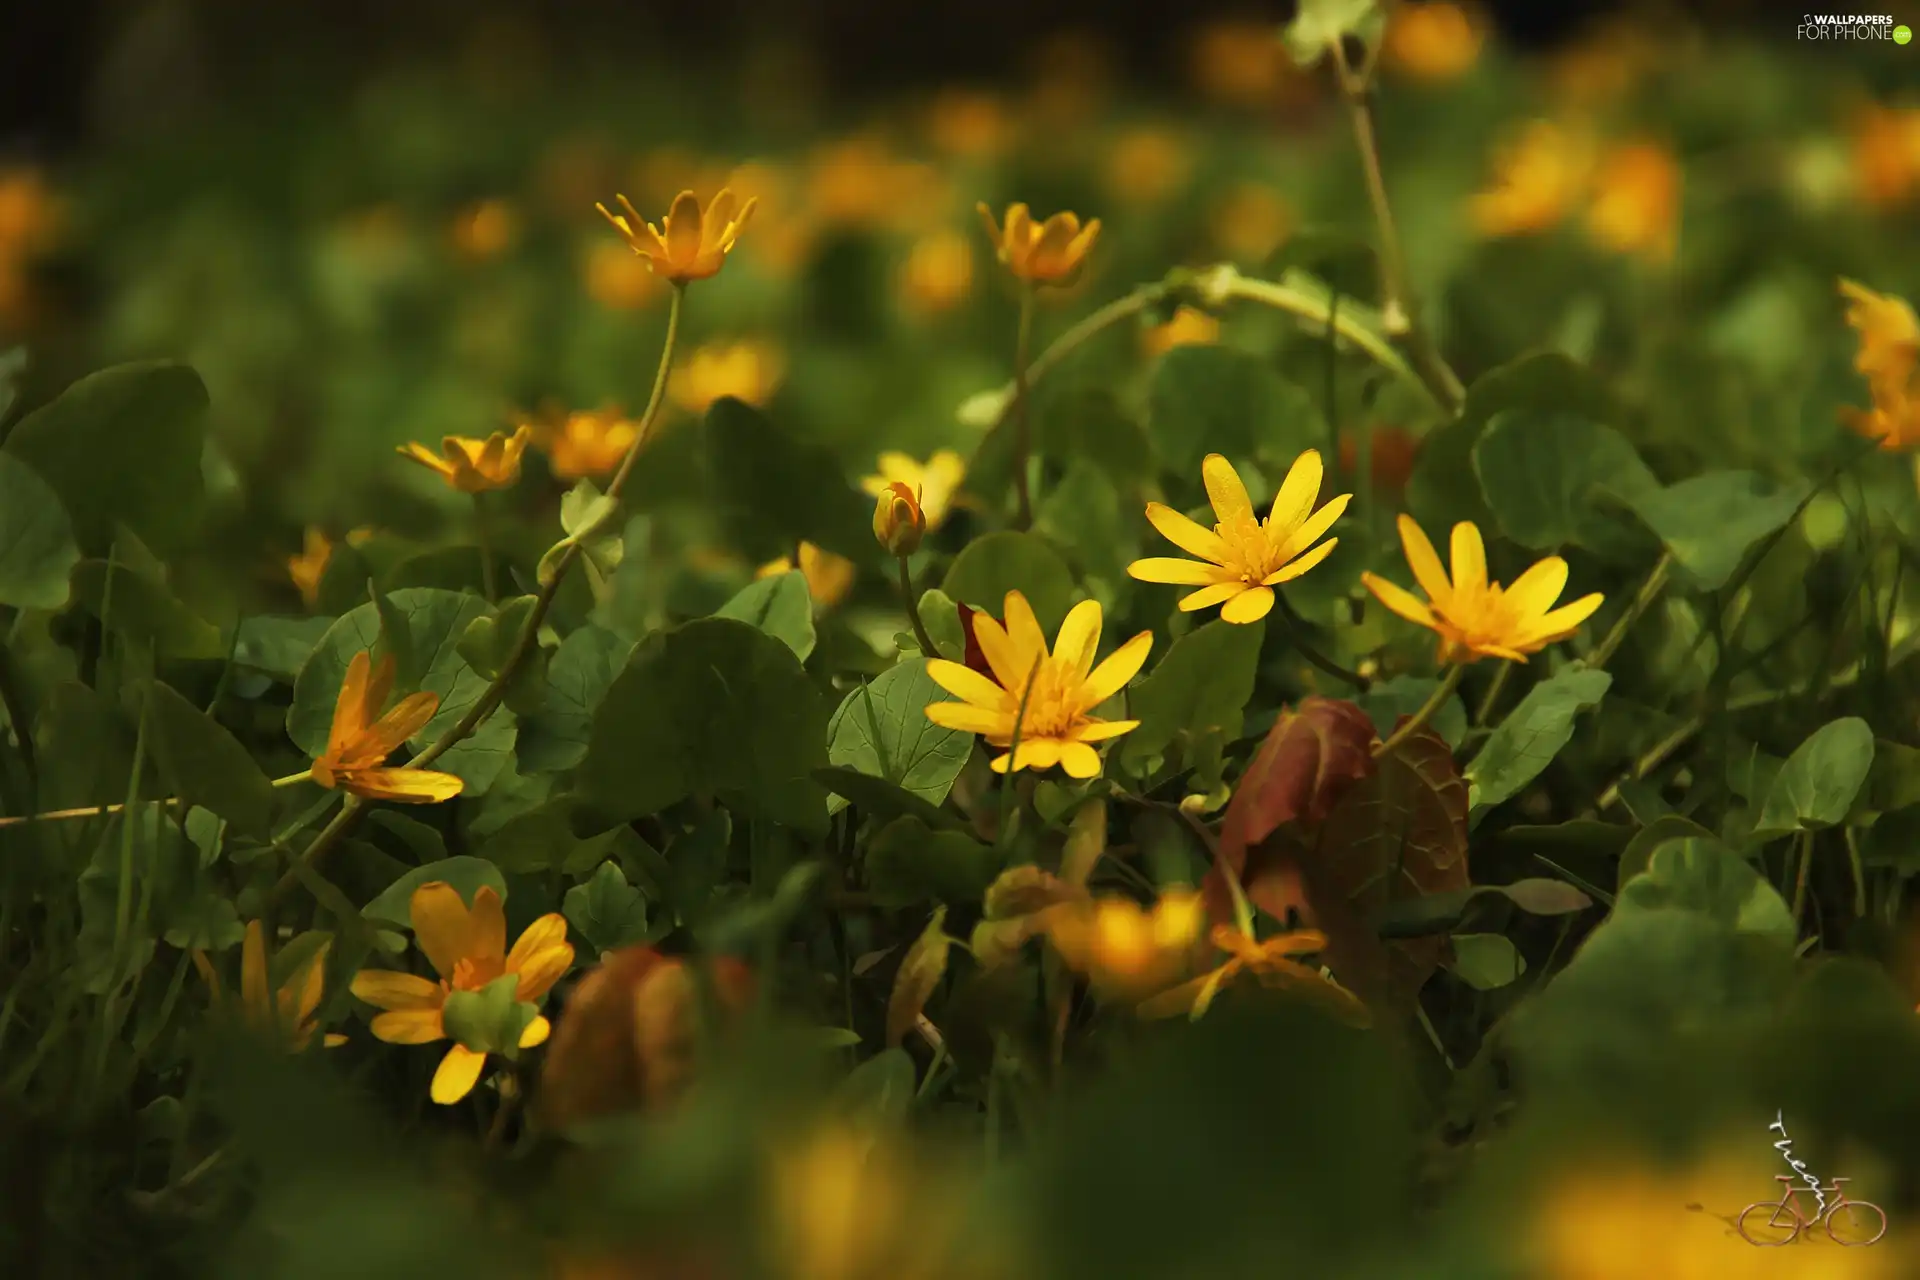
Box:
[1129,451,1350,625]
[1851,104,1920,210]
[925,89,1011,159]
[859,451,966,532]
[669,339,786,416]
[535,408,639,481]
[1137,925,1370,1026]
[450,198,517,261]
[397,426,532,493]
[1039,890,1206,998]
[1190,21,1291,107]
[351,882,573,1105]
[1547,22,1660,108]
[1141,306,1220,359]
[924,591,1151,778]
[1362,515,1604,664]
[287,526,374,609]
[1838,279,1920,451]
[309,650,465,804]
[596,188,756,285]
[976,202,1101,287]
[583,238,663,309]
[1470,120,1594,239]
[192,920,347,1051]
[898,228,976,316]
[0,168,59,254]
[1383,3,1485,83]
[872,482,925,558]
[758,542,857,609]
[1104,127,1191,206]
[1211,183,1292,263]
[1586,140,1681,263]
[806,138,947,231]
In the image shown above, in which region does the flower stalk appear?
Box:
[1011,286,1037,528]
[1373,663,1464,759]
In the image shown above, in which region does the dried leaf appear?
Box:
[887,908,952,1048]
[982,865,1081,919]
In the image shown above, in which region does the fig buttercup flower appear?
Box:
[287,526,374,608]
[192,920,347,1051]
[1585,140,1680,264]
[1383,2,1484,83]
[537,408,638,481]
[1361,515,1604,664]
[859,450,966,532]
[350,881,573,1105]
[1137,925,1370,1026]
[1040,890,1206,998]
[596,188,757,285]
[1141,305,1220,358]
[757,542,856,608]
[1128,451,1351,625]
[976,202,1101,286]
[1850,103,1920,210]
[669,339,786,416]
[397,426,532,493]
[924,590,1151,778]
[898,227,975,315]
[1838,279,1920,451]
[872,482,925,558]
[309,650,465,804]
[1470,120,1594,239]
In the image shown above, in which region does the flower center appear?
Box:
[1008,658,1081,739]
[1216,516,1280,584]
[450,956,505,993]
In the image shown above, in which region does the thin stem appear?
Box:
[1274,593,1370,690]
[1327,40,1464,415]
[1374,663,1464,758]
[1587,551,1673,672]
[1,768,316,826]
[266,797,364,908]
[995,653,1044,847]
[1790,831,1815,929]
[473,492,497,603]
[1844,827,1867,920]
[1011,288,1037,529]
[1474,662,1513,726]
[897,557,939,657]
[1224,275,1430,407]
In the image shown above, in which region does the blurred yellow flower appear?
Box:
[1104,126,1191,206]
[1040,890,1206,998]
[192,920,347,1051]
[764,1124,972,1280]
[537,408,639,481]
[351,882,573,1105]
[287,525,374,608]
[397,426,532,493]
[758,542,857,609]
[924,591,1151,778]
[0,168,59,254]
[1547,21,1661,107]
[1850,103,1920,210]
[898,228,975,315]
[450,198,518,261]
[872,482,925,558]
[310,650,465,805]
[1024,31,1111,129]
[1141,305,1220,358]
[1210,182,1292,263]
[669,339,786,415]
[925,89,1011,159]
[977,202,1101,287]
[1470,120,1594,238]
[1137,924,1370,1026]
[859,450,966,532]
[1383,2,1485,83]
[583,237,665,309]
[1838,278,1920,451]
[1362,515,1604,664]
[1189,21,1289,107]
[1130,451,1350,625]
[597,189,756,285]
[1586,140,1681,263]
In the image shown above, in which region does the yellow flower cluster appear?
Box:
[1839,279,1920,451]
[1470,121,1681,264]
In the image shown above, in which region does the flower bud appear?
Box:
[873,481,925,557]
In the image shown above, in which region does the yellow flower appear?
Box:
[1189,21,1290,107]
[583,237,664,309]
[757,542,857,609]
[287,526,373,609]
[976,202,1101,287]
[0,168,59,254]
[450,198,517,261]
[668,339,786,416]
[1851,104,1920,210]
[1137,925,1370,1026]
[924,89,1011,159]
[1586,140,1681,263]
[1838,279,1920,451]
[351,882,573,1105]
[596,188,756,285]
[1546,22,1660,108]
[397,426,532,493]
[537,408,638,481]
[1210,183,1292,263]
[1141,305,1220,358]
[309,650,465,804]
[872,482,925,558]
[1383,3,1485,83]
[1039,890,1206,998]
[1104,127,1191,207]
[898,228,975,316]
[859,450,966,532]
[1470,120,1594,239]
[1361,515,1604,664]
[1128,451,1351,625]
[924,591,1151,778]
[192,920,347,1051]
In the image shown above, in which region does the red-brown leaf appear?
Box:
[956,602,993,677]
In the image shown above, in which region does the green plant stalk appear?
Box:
[1374,663,1465,758]
[1790,830,1815,927]
[1844,827,1867,920]
[1586,551,1674,672]
[0,767,316,827]
[1474,661,1513,725]
[1010,287,1037,529]
[994,653,1044,848]
[1274,592,1370,690]
[473,491,497,603]
[271,284,687,907]
[897,556,939,657]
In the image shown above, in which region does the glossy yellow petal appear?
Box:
[397,442,456,480]
[975,202,1004,249]
[1079,631,1153,707]
[1145,502,1229,564]
[327,651,376,759]
[1004,738,1063,773]
[351,969,445,1011]
[1522,592,1605,643]
[703,190,740,253]
[510,941,575,1004]
[1076,719,1141,742]
[519,1014,552,1048]
[1178,582,1244,612]
[506,913,570,974]
[968,613,1028,691]
[1274,491,1349,563]
[465,886,507,967]
[340,767,465,804]
[1127,557,1226,585]
[1266,449,1324,535]
[282,943,330,1028]
[431,1043,489,1104]
[664,190,703,270]
[1219,585,1275,624]
[1052,599,1104,679]
[1201,453,1255,524]
[1503,555,1571,617]
[1396,514,1452,606]
[1263,537,1338,585]
[925,658,1012,709]
[1059,741,1103,779]
[371,1007,446,1044]
[924,702,1011,735]
[410,881,477,981]
[1062,218,1101,270]
[1449,522,1488,599]
[1000,591,1049,669]
[346,690,440,765]
[1362,572,1438,628]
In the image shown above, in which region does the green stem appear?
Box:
[1374,663,1464,758]
[1223,275,1430,407]
[897,556,939,657]
[1011,288,1037,529]
[1844,827,1867,920]
[1586,551,1673,672]
[1790,831,1814,929]
[1474,661,1513,726]
[1275,592,1370,690]
[473,491,497,604]
[995,652,1044,847]
[0,768,315,826]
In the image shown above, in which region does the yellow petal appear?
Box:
[1362,572,1438,628]
[1219,586,1275,624]
[924,702,1010,735]
[467,886,507,967]
[281,945,329,1029]
[1178,582,1244,612]
[975,202,1005,248]
[1063,218,1102,269]
[1520,592,1605,645]
[1000,592,1049,670]
[1079,630,1153,707]
[341,767,465,804]
[506,913,570,974]
[925,658,1012,709]
[1051,599,1104,679]
[1145,502,1229,564]
[351,969,445,1011]
[397,442,457,481]
[431,1043,489,1104]
[370,1007,446,1044]
[1266,449,1324,535]
[346,691,441,765]
[969,612,1028,691]
[1059,741,1103,779]
[1450,522,1488,599]
[1201,454,1255,524]
[1264,538,1339,585]
[1503,555,1571,616]
[519,1014,552,1049]
[703,189,740,252]
[1396,514,1452,606]
[1006,738,1063,772]
[510,941,575,1004]
[1073,718,1140,742]
[1273,491,1349,563]
[1127,556,1225,585]
[664,190,703,269]
[410,881,477,981]
[327,651,375,759]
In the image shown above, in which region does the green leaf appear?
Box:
[144,681,277,837]
[1146,344,1321,477]
[0,452,79,609]
[1035,386,1155,486]
[578,617,830,835]
[1754,717,1875,839]
[1374,879,1593,938]
[1471,410,1660,557]
[703,397,872,561]
[812,766,968,831]
[826,659,971,815]
[1120,620,1262,770]
[440,971,537,1058]
[233,616,335,682]
[1449,933,1526,990]
[162,891,246,953]
[360,856,508,932]
[69,559,225,660]
[1615,837,1796,944]
[887,907,952,1047]
[1036,459,1130,583]
[1623,471,1814,591]
[516,624,633,774]
[563,860,653,953]
[1283,0,1384,65]
[865,815,1003,908]
[1616,814,1720,890]
[1,362,209,556]
[941,530,1076,634]
[288,587,517,794]
[836,1047,917,1126]
[713,570,816,662]
[1466,668,1613,811]
[1354,674,1467,750]
[913,587,966,661]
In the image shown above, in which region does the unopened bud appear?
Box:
[873,481,926,557]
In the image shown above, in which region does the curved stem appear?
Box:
[1474,661,1513,726]
[472,492,497,603]
[1222,276,1433,409]
[1274,593,1370,690]
[897,556,939,657]
[1374,663,1464,759]
[1587,551,1673,672]
[1011,288,1037,529]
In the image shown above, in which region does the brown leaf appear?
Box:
[982,865,1081,920]
[886,908,952,1047]
[970,914,1049,968]
[955,602,992,677]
